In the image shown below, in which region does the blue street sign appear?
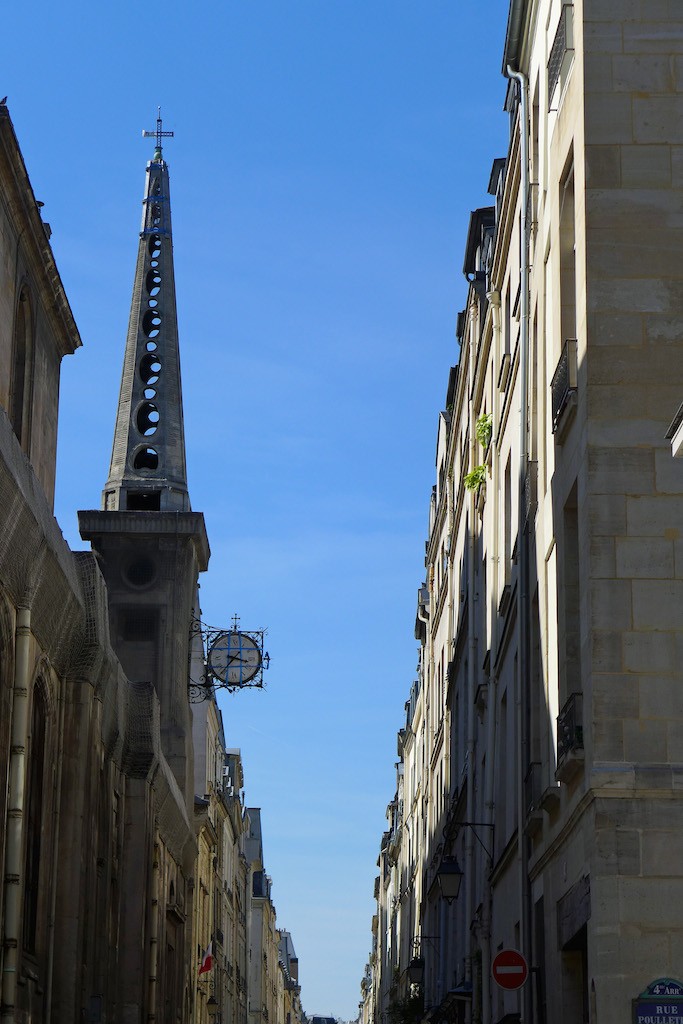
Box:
[633,980,683,1024]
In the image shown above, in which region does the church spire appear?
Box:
[102,111,190,513]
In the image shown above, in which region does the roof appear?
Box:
[503,0,532,72]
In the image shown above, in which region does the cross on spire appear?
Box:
[142,107,174,158]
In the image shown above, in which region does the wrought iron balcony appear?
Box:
[556,692,584,782]
[551,339,578,437]
[524,761,542,814]
[524,460,538,527]
[548,4,575,107]
[524,761,544,835]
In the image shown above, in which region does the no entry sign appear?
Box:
[492,949,529,990]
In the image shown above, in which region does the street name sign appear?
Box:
[633,979,683,1024]
[492,949,528,991]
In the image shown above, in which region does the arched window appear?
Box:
[10,287,34,450]
[23,683,46,953]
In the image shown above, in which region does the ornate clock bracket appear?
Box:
[188,614,270,703]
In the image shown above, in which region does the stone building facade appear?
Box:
[361,2,683,1023]
[0,100,200,1024]
[0,104,303,1024]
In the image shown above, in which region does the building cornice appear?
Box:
[0,106,81,358]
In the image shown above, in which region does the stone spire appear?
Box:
[102,113,190,512]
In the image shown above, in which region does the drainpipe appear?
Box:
[465,303,478,1021]
[1,605,32,1024]
[507,64,532,1024]
[481,288,502,1024]
[44,682,67,1024]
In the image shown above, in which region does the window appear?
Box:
[10,287,34,450]
[560,484,581,703]
[559,156,576,346]
[504,455,512,584]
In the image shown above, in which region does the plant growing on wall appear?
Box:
[464,464,487,491]
[475,412,493,450]
[387,991,424,1024]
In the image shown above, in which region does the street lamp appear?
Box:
[407,956,425,986]
[435,854,464,902]
[207,995,218,1019]
[407,936,439,988]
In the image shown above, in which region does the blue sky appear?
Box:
[4,2,510,1016]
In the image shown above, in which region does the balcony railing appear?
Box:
[556,692,584,781]
[551,339,578,435]
[524,761,542,815]
[524,761,543,835]
[548,4,575,107]
[524,460,538,527]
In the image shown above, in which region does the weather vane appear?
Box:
[142,107,174,156]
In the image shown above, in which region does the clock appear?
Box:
[207,631,262,685]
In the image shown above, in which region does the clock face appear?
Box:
[208,631,262,685]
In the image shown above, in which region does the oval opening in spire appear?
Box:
[133,446,159,471]
[139,353,161,384]
[142,309,162,339]
[136,402,159,436]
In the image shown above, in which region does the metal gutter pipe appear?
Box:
[506,64,532,1024]
[481,288,502,1024]
[465,303,478,1022]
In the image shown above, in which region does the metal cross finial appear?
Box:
[142,107,174,155]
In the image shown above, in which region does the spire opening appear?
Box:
[133,447,159,471]
[140,353,161,383]
[136,402,159,436]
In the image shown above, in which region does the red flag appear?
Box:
[199,941,213,975]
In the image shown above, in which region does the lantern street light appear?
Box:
[435,854,464,902]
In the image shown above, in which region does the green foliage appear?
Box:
[464,465,487,491]
[475,412,493,449]
[387,991,424,1024]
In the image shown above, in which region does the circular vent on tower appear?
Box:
[125,557,156,589]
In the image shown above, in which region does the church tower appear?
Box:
[79,114,209,800]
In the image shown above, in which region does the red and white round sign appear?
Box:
[492,949,529,990]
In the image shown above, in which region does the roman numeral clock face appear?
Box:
[208,631,262,685]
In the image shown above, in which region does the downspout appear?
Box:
[481,288,502,1024]
[1,606,32,1024]
[44,682,67,1024]
[443,415,455,1005]
[445,418,455,858]
[506,64,532,1024]
[465,303,478,1021]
